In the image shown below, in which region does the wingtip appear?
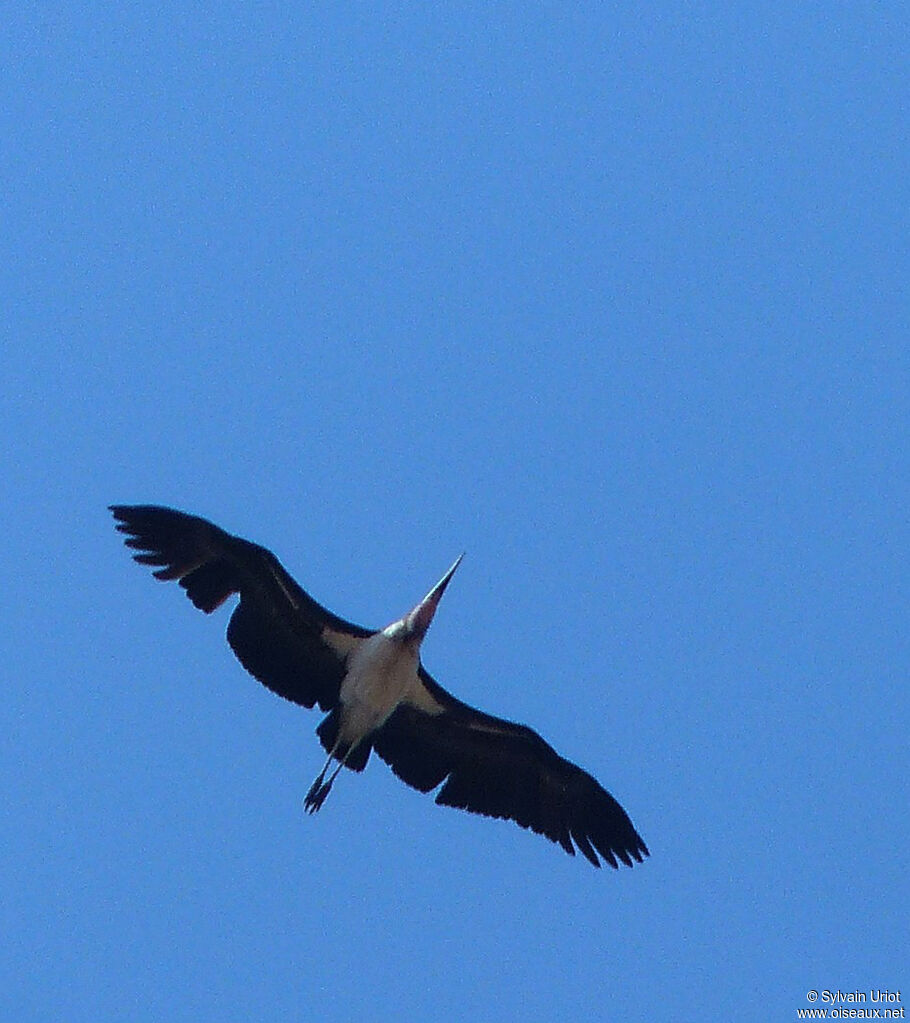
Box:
[109,504,137,528]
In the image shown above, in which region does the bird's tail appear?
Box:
[316,710,372,772]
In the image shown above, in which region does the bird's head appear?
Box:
[391,553,464,647]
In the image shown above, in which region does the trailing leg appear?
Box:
[304,741,362,813]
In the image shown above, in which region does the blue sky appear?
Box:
[2,4,906,1021]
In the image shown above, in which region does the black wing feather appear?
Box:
[374,669,649,869]
[111,504,371,710]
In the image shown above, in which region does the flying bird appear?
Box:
[110,504,649,870]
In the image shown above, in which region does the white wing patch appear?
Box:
[321,625,366,662]
[403,678,446,716]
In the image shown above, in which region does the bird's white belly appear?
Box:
[338,633,421,744]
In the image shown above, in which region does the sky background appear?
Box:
[2,4,907,1021]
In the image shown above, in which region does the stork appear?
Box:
[110,505,649,870]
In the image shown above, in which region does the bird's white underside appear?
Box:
[328,627,445,749]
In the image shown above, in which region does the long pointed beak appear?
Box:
[406,553,464,640]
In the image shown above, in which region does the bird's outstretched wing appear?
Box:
[110,505,372,711]
[374,668,649,869]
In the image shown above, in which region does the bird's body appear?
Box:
[110,504,649,869]
[340,630,440,740]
